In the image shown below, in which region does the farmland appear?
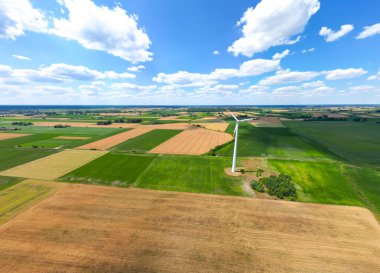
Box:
[285,121,380,164]
[60,153,244,196]
[0,183,379,273]
[0,105,379,272]
[113,129,182,153]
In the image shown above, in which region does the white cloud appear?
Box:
[272,49,290,60]
[127,65,145,72]
[259,69,320,85]
[12,54,31,61]
[153,59,280,86]
[213,50,220,55]
[324,68,367,80]
[0,0,48,40]
[0,63,135,85]
[228,0,320,57]
[357,23,380,39]
[110,82,156,91]
[349,85,376,91]
[302,48,315,53]
[53,0,152,62]
[368,69,380,80]
[319,24,354,42]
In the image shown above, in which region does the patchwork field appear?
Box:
[150,127,233,155]
[32,121,138,129]
[0,183,379,273]
[0,149,108,180]
[250,116,285,127]
[0,148,56,171]
[0,133,31,140]
[113,129,182,153]
[0,179,64,224]
[285,121,380,164]
[76,128,151,150]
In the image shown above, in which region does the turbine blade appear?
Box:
[228,111,238,121]
[239,118,253,122]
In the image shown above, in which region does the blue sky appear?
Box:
[0,0,380,105]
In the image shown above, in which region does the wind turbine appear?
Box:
[229,111,252,173]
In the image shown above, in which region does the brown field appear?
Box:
[193,122,229,132]
[0,149,107,180]
[54,136,90,140]
[33,121,138,129]
[250,116,284,127]
[76,127,154,150]
[149,127,232,155]
[0,133,30,140]
[0,183,379,273]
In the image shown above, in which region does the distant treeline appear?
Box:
[11,122,33,126]
[304,115,368,122]
[114,118,143,123]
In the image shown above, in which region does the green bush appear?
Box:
[97,120,112,125]
[260,174,297,199]
[251,180,265,192]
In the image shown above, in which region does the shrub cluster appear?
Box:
[259,174,297,199]
[11,122,33,126]
[54,124,71,128]
[114,118,142,123]
[250,180,265,192]
[97,120,112,125]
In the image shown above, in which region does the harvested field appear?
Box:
[250,117,284,127]
[0,133,30,141]
[0,179,64,224]
[33,121,138,129]
[0,184,379,273]
[150,127,232,155]
[76,128,153,150]
[54,136,90,140]
[0,150,107,180]
[193,122,229,132]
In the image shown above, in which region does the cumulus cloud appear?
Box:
[302,48,315,53]
[368,69,380,80]
[319,24,354,42]
[213,50,220,55]
[0,0,48,40]
[357,23,380,39]
[0,63,135,85]
[110,82,156,91]
[272,49,290,60]
[324,68,367,80]
[127,65,145,72]
[153,59,280,86]
[12,54,31,61]
[228,0,320,57]
[259,70,320,85]
[53,0,152,62]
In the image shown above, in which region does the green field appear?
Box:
[0,148,56,171]
[113,129,182,153]
[285,121,380,164]
[136,155,243,195]
[269,160,364,206]
[60,153,157,187]
[60,153,244,196]
[215,122,335,160]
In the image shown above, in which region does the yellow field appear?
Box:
[0,179,65,224]
[0,149,107,180]
[0,184,378,272]
[193,122,229,132]
[0,133,30,140]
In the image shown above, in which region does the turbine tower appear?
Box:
[229,111,252,173]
